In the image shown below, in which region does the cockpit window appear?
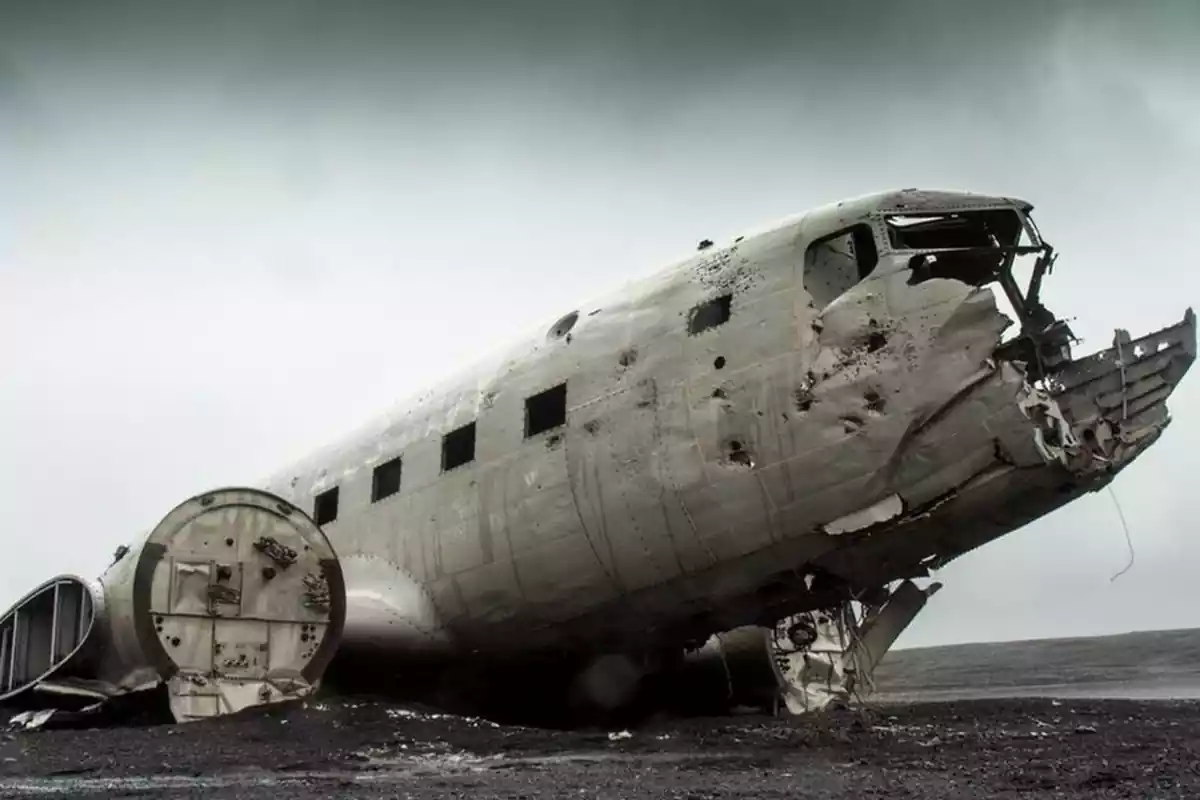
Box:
[889,207,1064,361]
[889,208,1045,301]
[803,224,878,308]
[885,210,1024,251]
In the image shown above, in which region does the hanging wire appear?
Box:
[1108,484,1135,582]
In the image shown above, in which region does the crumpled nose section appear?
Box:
[1032,308,1196,476]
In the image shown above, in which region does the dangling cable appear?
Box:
[1108,484,1135,582]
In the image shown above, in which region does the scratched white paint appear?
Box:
[4,189,1192,721]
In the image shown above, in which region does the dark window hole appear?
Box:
[371,456,403,502]
[864,390,886,414]
[526,383,567,438]
[714,356,726,370]
[313,486,339,526]
[442,422,477,471]
[548,311,579,340]
[688,294,732,335]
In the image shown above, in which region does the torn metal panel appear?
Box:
[773,605,858,714]
[772,581,939,713]
[1047,310,1195,467]
[7,709,57,731]
[678,580,939,716]
[823,494,904,535]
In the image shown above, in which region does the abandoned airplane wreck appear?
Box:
[1,189,1194,728]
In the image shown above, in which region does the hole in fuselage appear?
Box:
[548,311,579,340]
[688,294,732,335]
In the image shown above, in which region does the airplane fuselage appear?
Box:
[4,188,1192,724]
[258,188,1194,673]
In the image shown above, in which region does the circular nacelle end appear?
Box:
[122,488,345,721]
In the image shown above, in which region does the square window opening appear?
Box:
[526,382,567,438]
[442,422,476,472]
[803,224,879,309]
[314,486,339,526]
[688,294,732,335]
[371,456,403,502]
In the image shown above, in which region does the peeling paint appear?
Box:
[822,494,904,535]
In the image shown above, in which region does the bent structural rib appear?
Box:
[0,577,100,704]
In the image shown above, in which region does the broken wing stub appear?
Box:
[1,488,346,724]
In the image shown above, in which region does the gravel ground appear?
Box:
[2,695,1198,798]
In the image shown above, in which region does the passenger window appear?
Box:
[371,456,403,502]
[442,422,476,472]
[526,383,567,438]
[314,486,339,526]
[803,225,878,308]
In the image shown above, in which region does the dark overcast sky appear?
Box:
[2,0,1198,647]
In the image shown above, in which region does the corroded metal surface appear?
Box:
[254,188,1193,672]
[3,189,1194,723]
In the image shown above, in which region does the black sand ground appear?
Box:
[4,629,1200,798]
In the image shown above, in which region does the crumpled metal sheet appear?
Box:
[6,709,57,731]
[772,607,856,714]
[773,580,940,714]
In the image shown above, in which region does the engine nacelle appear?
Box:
[1,488,345,722]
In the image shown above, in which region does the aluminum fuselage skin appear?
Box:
[258,189,1190,667]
